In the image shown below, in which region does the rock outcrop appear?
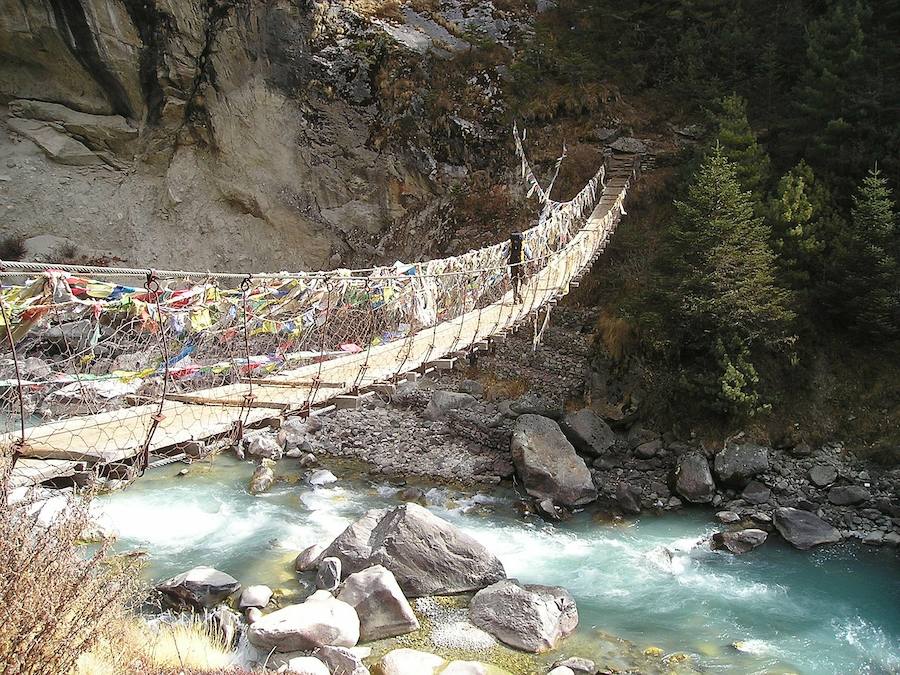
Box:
[424,390,476,421]
[559,409,616,456]
[337,565,419,640]
[674,453,716,503]
[247,590,359,652]
[320,503,505,597]
[469,579,578,652]
[713,442,769,487]
[711,529,768,554]
[511,414,597,508]
[156,566,240,609]
[773,508,842,550]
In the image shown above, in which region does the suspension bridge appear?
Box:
[1,128,638,488]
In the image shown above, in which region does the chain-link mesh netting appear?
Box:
[0,129,637,486]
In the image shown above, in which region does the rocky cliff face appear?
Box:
[0,0,533,270]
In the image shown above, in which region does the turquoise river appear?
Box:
[96,455,900,675]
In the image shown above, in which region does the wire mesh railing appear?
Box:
[0,127,638,487]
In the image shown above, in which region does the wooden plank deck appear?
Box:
[1,160,634,470]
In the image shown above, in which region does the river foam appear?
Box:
[97,456,900,674]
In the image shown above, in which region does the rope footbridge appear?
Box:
[0,128,638,487]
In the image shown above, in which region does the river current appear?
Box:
[96,455,900,675]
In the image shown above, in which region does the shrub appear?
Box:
[0,235,27,261]
[0,452,142,675]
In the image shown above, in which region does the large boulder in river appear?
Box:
[249,458,275,494]
[713,442,769,487]
[674,453,716,503]
[320,503,505,597]
[337,565,419,640]
[559,409,616,456]
[247,590,359,652]
[827,485,871,505]
[511,415,597,508]
[711,529,768,554]
[469,579,578,653]
[156,566,240,608]
[377,649,446,675]
[773,508,841,550]
[424,390,475,421]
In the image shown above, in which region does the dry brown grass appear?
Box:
[596,310,635,360]
[352,0,403,20]
[0,453,143,675]
[476,373,529,401]
[76,618,237,675]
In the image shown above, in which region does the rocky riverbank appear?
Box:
[151,502,702,675]
[233,307,899,552]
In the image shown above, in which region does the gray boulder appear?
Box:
[424,390,476,421]
[674,453,716,503]
[249,459,275,494]
[741,480,771,505]
[559,409,615,456]
[469,579,578,653]
[316,557,342,592]
[511,415,597,508]
[279,417,315,450]
[314,645,370,675]
[377,649,445,675]
[247,434,283,460]
[711,529,768,554]
[247,590,359,652]
[610,136,647,154]
[285,656,330,675]
[156,566,240,609]
[808,465,837,487]
[295,543,326,572]
[552,657,596,674]
[773,507,841,550]
[308,469,338,486]
[337,565,419,641]
[320,503,505,597]
[239,584,273,609]
[615,482,642,515]
[827,485,871,505]
[634,439,661,459]
[714,442,769,487]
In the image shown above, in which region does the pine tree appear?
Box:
[709,95,771,208]
[792,1,876,192]
[769,161,843,291]
[825,167,899,337]
[665,146,794,413]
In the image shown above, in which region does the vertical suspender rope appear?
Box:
[0,277,26,467]
[234,275,255,440]
[304,277,333,417]
[139,271,169,475]
[351,279,373,392]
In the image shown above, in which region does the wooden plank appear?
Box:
[10,458,83,488]
[334,391,376,409]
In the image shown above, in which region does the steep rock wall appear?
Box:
[0,0,532,270]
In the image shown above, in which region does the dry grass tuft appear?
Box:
[0,452,144,675]
[76,618,237,674]
[597,311,635,360]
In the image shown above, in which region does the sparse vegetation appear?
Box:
[0,234,27,261]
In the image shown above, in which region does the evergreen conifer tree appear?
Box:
[769,161,843,292]
[710,95,771,208]
[665,146,793,413]
[825,167,899,337]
